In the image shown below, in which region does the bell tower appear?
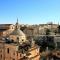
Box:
[15,18,20,29]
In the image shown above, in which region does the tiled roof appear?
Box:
[0,29,7,32]
[0,24,12,26]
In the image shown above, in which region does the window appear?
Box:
[13,59,15,60]
[11,39,14,42]
[13,52,15,55]
[1,54,2,58]
[20,54,22,57]
[22,39,24,41]
[17,37,19,40]
[17,37,19,42]
[7,48,9,53]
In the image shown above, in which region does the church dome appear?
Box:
[9,19,26,43]
[10,28,25,36]
[10,18,26,36]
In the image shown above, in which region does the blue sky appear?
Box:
[0,0,60,24]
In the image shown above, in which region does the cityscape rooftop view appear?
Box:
[0,0,60,60]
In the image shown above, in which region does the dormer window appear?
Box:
[17,37,19,40]
[17,37,19,43]
[22,39,24,41]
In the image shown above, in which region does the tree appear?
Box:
[35,36,55,52]
[54,29,57,35]
[20,26,27,31]
[35,36,48,52]
[45,29,50,35]
[57,25,60,33]
[46,36,55,50]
